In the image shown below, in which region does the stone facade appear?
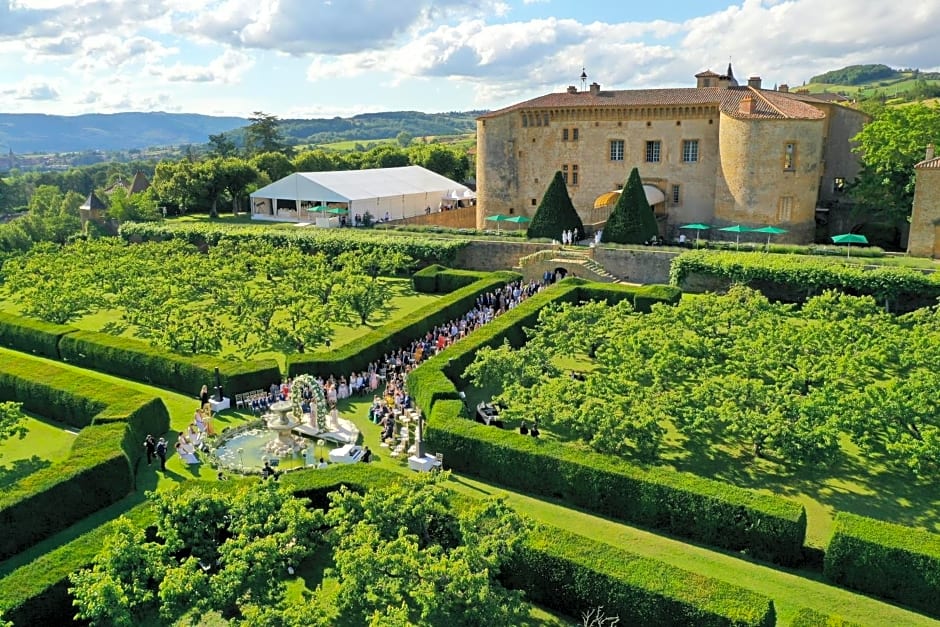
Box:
[907,147,940,258]
[476,68,868,244]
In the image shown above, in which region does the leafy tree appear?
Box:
[334,273,388,325]
[208,132,239,158]
[526,170,584,240]
[408,144,469,181]
[292,150,336,172]
[249,151,294,183]
[244,111,288,156]
[849,103,940,229]
[396,130,414,147]
[602,167,658,244]
[70,483,325,625]
[107,186,160,223]
[0,401,27,458]
[310,474,530,626]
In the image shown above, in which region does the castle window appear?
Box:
[522,114,528,128]
[610,140,624,161]
[777,196,794,222]
[532,198,537,206]
[671,184,681,205]
[682,139,699,163]
[572,127,579,141]
[784,142,796,171]
[571,164,579,186]
[645,140,661,163]
[543,113,550,126]
[535,115,542,127]
[563,128,569,141]
[562,164,569,184]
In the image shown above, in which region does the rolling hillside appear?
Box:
[800,64,940,102]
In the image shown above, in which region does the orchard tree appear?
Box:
[602,167,658,244]
[527,170,584,240]
[310,474,531,626]
[250,151,294,183]
[208,132,239,158]
[0,401,27,457]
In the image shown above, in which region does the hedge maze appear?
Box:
[1,264,939,625]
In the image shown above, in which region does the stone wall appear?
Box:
[454,240,560,272]
[593,247,678,284]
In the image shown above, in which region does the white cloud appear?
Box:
[153,49,254,84]
[1,79,60,100]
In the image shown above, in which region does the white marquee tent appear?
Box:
[249,165,474,224]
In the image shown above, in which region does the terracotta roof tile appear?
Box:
[915,156,940,169]
[480,86,826,121]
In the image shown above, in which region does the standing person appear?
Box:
[143,434,156,466]
[155,437,168,471]
[200,385,210,406]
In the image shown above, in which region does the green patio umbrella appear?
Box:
[831,233,869,257]
[485,214,510,233]
[679,223,711,243]
[718,224,752,248]
[752,225,788,247]
[504,215,531,230]
[325,207,348,215]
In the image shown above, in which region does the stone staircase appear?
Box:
[517,246,630,284]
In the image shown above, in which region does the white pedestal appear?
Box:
[408,454,442,473]
[209,397,231,412]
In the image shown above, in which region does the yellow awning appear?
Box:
[593,191,621,209]
[592,185,666,209]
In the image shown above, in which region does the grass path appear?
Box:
[1,351,939,626]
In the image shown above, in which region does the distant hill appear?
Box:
[801,64,940,104]
[0,112,247,154]
[0,110,485,156]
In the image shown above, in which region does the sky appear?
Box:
[0,0,938,119]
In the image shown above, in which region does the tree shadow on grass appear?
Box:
[0,456,52,488]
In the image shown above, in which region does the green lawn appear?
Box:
[0,414,77,490]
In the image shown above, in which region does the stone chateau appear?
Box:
[476,65,868,242]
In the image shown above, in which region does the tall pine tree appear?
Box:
[602,167,659,244]
[527,171,584,240]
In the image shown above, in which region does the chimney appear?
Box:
[739,95,757,115]
[747,76,762,89]
[589,82,600,96]
[566,85,578,94]
[779,84,789,93]
[927,144,936,161]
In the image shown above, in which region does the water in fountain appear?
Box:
[214,425,339,472]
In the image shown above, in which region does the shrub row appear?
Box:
[410,280,809,566]
[504,525,776,627]
[669,250,940,312]
[789,607,863,627]
[286,271,519,379]
[0,353,169,561]
[119,221,469,267]
[0,312,74,359]
[58,330,279,397]
[823,512,940,618]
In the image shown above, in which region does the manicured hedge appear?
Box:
[412,264,446,293]
[0,352,170,561]
[287,272,519,379]
[669,249,940,312]
[0,312,74,359]
[578,282,683,312]
[58,330,279,397]
[411,279,808,566]
[789,607,863,627]
[824,512,940,617]
[504,525,776,627]
[120,221,468,267]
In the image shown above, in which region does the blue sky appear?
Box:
[0,0,938,118]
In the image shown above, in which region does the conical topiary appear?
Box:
[527,171,584,240]
[601,167,659,244]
